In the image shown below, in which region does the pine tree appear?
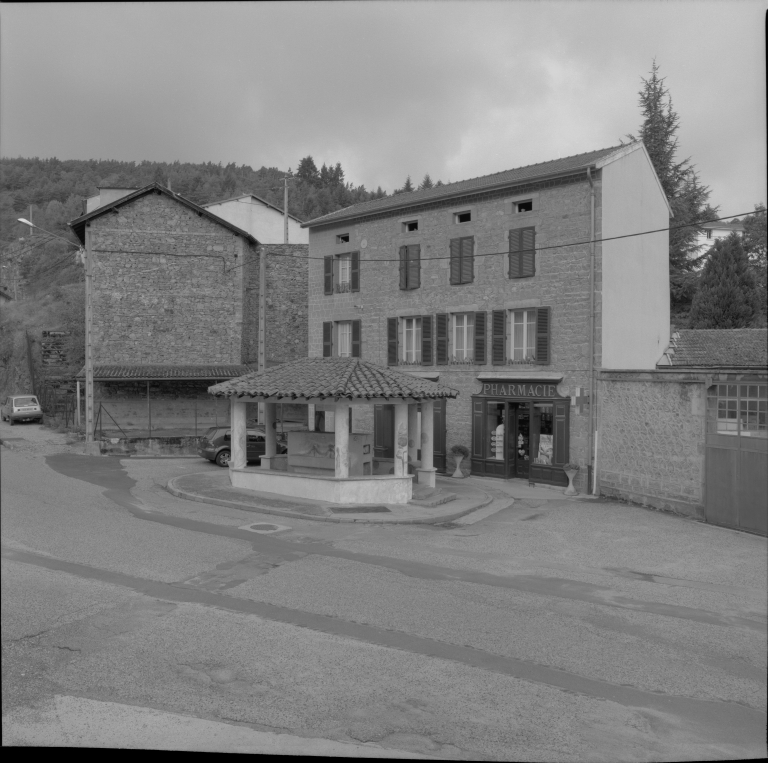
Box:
[742,204,767,325]
[402,175,414,193]
[419,174,433,190]
[626,61,716,314]
[296,156,320,186]
[688,233,762,328]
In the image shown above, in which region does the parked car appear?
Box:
[1,394,43,425]
[198,426,287,467]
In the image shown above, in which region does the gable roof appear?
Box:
[660,329,767,369]
[302,143,635,228]
[209,357,460,401]
[700,219,745,232]
[203,193,304,224]
[68,183,259,245]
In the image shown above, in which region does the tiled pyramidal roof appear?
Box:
[303,144,624,227]
[666,329,767,368]
[209,357,460,400]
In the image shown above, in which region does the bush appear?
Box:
[450,444,470,457]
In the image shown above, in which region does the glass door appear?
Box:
[509,403,530,479]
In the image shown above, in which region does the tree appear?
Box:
[401,176,414,193]
[742,204,767,324]
[419,174,433,190]
[626,61,716,313]
[296,156,320,186]
[688,233,763,328]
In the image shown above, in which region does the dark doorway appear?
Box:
[374,401,447,473]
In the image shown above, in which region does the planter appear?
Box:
[564,469,579,496]
[452,454,465,478]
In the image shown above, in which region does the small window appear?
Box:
[336,233,350,244]
[403,220,419,233]
[455,211,471,224]
[705,230,712,239]
[516,200,533,213]
[337,321,352,357]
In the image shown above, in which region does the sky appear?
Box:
[1,1,765,218]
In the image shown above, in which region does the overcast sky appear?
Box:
[1,1,765,217]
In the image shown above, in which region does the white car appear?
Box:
[1,395,43,425]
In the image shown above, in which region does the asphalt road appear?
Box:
[2,421,766,759]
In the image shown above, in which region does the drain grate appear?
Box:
[328,505,391,513]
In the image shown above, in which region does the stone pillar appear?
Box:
[230,397,247,471]
[334,401,350,478]
[261,401,277,470]
[417,400,436,488]
[408,404,419,466]
[394,403,409,477]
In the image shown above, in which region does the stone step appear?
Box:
[409,489,457,507]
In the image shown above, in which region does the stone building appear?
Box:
[68,183,308,437]
[302,141,671,491]
[600,329,766,534]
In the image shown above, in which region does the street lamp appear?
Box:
[17,218,94,450]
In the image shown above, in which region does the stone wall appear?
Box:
[598,373,706,517]
[307,174,603,488]
[242,243,309,366]
[89,192,255,365]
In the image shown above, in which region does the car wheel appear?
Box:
[215,449,231,467]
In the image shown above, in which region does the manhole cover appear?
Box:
[239,522,291,534]
[328,505,391,513]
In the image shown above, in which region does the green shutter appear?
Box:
[472,399,485,458]
[521,228,535,277]
[421,315,433,365]
[449,239,461,285]
[322,322,333,357]
[508,229,521,278]
[387,317,398,366]
[351,319,361,357]
[324,256,333,295]
[350,251,360,292]
[535,306,551,365]
[460,237,474,283]
[408,245,421,289]
[435,313,449,364]
[399,246,408,290]
[553,401,569,466]
[491,310,506,365]
[474,311,486,365]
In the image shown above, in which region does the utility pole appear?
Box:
[282,175,296,244]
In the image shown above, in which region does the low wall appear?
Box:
[99,436,203,456]
[230,467,413,504]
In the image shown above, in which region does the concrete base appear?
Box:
[416,467,437,488]
[230,467,413,505]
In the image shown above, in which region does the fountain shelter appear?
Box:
[208,357,459,505]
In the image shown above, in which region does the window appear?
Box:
[336,233,350,244]
[707,384,767,437]
[512,309,537,361]
[454,211,472,224]
[509,227,535,278]
[324,252,359,295]
[402,220,419,233]
[452,313,475,362]
[449,237,474,285]
[387,315,433,366]
[516,200,533,213]
[706,230,713,239]
[399,244,420,290]
[322,320,361,357]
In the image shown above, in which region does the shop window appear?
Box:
[708,383,767,436]
[486,402,505,460]
[531,404,554,464]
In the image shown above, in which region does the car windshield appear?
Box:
[14,397,38,406]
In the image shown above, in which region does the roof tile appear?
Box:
[665,329,767,368]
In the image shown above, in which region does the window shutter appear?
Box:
[387,317,398,366]
[322,321,333,357]
[521,227,535,278]
[449,239,461,285]
[399,246,408,290]
[324,256,334,295]
[491,310,506,365]
[472,399,484,458]
[508,229,521,279]
[474,311,486,365]
[535,306,551,365]
[553,401,569,466]
[350,251,360,292]
[408,245,421,289]
[435,313,449,365]
[421,314,433,365]
[460,237,474,283]
[351,319,361,357]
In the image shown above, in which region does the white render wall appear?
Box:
[600,147,671,369]
[205,197,308,244]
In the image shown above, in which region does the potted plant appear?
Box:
[562,463,580,496]
[450,444,470,478]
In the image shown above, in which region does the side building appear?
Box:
[302,142,671,491]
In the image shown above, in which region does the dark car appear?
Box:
[198,426,287,467]
[1,395,43,425]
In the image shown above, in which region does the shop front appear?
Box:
[471,380,569,486]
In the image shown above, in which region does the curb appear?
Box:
[166,474,495,525]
